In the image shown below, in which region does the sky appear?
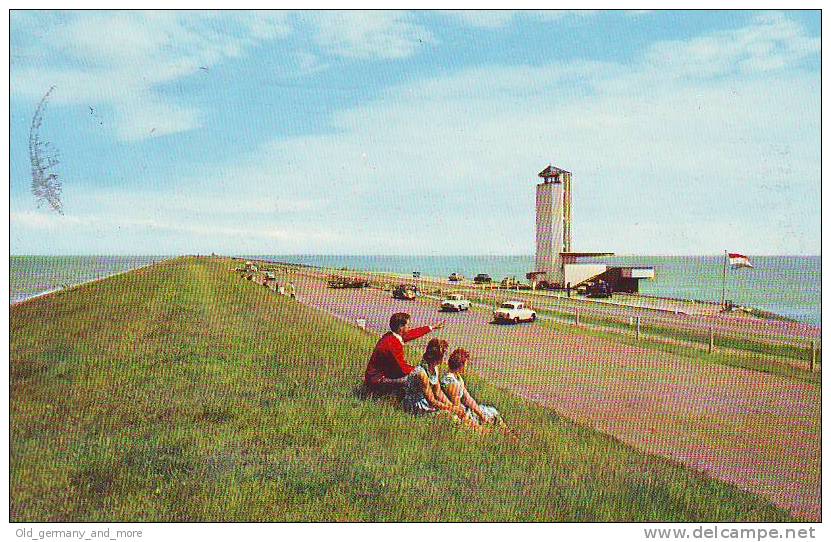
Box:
[9,10,821,256]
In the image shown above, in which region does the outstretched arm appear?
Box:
[401,321,445,342]
[401,326,431,342]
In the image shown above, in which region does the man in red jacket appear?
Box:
[364,312,445,394]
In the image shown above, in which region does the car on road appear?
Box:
[474,273,492,284]
[440,294,471,312]
[448,272,464,282]
[493,301,536,323]
[392,284,418,300]
[586,280,612,298]
[500,276,520,289]
[327,275,369,289]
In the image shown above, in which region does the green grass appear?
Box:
[11,257,793,521]
[532,317,820,385]
[528,305,820,373]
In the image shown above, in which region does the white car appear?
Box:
[441,294,471,312]
[493,301,536,323]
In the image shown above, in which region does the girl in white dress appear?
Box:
[441,349,503,426]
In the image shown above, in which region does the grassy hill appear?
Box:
[10,257,792,521]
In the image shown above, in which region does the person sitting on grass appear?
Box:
[441,349,503,427]
[364,312,445,395]
[402,339,466,418]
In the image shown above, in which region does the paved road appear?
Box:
[322,269,820,345]
[287,273,821,520]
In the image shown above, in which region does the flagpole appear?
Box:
[721,250,728,310]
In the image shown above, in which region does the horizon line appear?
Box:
[9,253,823,258]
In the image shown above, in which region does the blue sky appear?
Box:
[10,10,820,255]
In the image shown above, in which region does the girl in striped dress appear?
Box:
[402,339,465,418]
[441,348,503,426]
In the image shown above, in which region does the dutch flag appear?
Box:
[728,253,753,269]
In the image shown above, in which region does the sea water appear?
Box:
[251,254,821,326]
[9,255,167,305]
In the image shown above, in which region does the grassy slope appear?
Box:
[10,257,792,522]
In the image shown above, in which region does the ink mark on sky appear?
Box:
[88,106,103,126]
[29,86,63,214]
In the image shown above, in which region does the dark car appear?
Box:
[327,275,369,289]
[473,273,492,284]
[586,280,613,298]
[392,284,418,300]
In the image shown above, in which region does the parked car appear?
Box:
[500,276,520,289]
[327,275,369,289]
[536,280,557,290]
[348,277,370,288]
[264,271,276,281]
[493,301,536,323]
[392,284,418,300]
[327,275,346,288]
[586,280,613,298]
[440,294,471,312]
[448,272,464,282]
[473,273,492,284]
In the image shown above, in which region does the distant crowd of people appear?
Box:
[364,312,503,429]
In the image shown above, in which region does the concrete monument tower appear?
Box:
[534,165,572,286]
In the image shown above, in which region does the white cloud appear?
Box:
[294,51,329,75]
[11,11,439,141]
[305,11,433,59]
[446,10,518,29]
[11,11,292,141]
[10,12,820,255]
[11,208,338,250]
[535,10,599,22]
[643,12,819,78]
[75,189,325,216]
[176,12,817,255]
[446,10,596,28]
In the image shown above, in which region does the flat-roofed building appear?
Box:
[529,164,654,293]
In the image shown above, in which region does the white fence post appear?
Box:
[810,340,816,372]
